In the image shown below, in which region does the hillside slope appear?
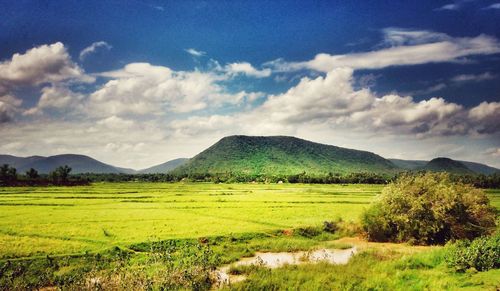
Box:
[139,158,189,173]
[390,158,498,175]
[172,135,397,176]
[459,161,499,175]
[420,157,474,175]
[0,154,127,174]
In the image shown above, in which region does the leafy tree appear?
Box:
[56,165,72,183]
[50,165,72,185]
[0,164,17,186]
[26,168,39,180]
[361,172,496,245]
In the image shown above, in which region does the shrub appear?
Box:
[447,233,500,272]
[323,219,340,234]
[361,172,496,245]
[297,226,322,238]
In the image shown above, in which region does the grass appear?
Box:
[227,243,500,290]
[0,183,381,259]
[0,183,498,290]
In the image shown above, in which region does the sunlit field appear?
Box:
[0,183,388,259]
[1,183,499,289]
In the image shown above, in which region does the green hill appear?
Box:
[172,135,397,176]
[139,158,189,173]
[420,157,474,175]
[389,158,498,175]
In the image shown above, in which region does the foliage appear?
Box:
[0,164,88,186]
[362,172,497,244]
[0,164,17,186]
[447,233,500,272]
[296,226,322,238]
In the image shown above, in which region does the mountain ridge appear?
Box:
[172,135,398,176]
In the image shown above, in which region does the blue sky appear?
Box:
[0,0,499,168]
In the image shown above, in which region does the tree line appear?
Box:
[0,164,89,186]
[1,164,499,188]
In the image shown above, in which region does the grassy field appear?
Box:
[0,183,385,259]
[0,183,498,290]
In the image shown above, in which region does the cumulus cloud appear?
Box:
[90,62,259,116]
[25,85,85,115]
[79,41,112,61]
[0,94,22,123]
[185,48,206,57]
[224,62,272,78]
[0,42,90,87]
[269,29,500,72]
[468,102,500,134]
[171,68,499,139]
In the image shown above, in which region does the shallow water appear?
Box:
[214,247,357,287]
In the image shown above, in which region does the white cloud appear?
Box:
[185,48,206,57]
[483,3,500,9]
[435,3,460,11]
[406,83,447,96]
[0,42,90,87]
[89,62,258,116]
[269,30,500,72]
[79,41,112,61]
[224,62,272,78]
[96,115,134,129]
[0,94,22,123]
[171,68,499,139]
[25,85,85,115]
[483,147,500,158]
[381,28,450,46]
[451,72,496,82]
[468,101,500,134]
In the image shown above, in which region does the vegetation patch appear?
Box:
[447,233,500,272]
[362,172,497,244]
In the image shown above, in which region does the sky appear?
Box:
[0,0,499,169]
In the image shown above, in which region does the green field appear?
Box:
[0,183,386,259]
[1,183,499,290]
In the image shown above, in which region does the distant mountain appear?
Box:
[459,161,499,175]
[0,155,46,170]
[0,154,128,174]
[419,157,474,175]
[389,158,498,175]
[172,135,397,176]
[388,159,427,170]
[139,158,189,173]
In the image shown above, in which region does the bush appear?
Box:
[447,233,500,272]
[361,172,496,245]
[323,219,341,234]
[297,226,322,238]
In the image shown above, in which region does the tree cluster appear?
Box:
[0,164,89,186]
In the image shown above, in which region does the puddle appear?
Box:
[214,247,357,287]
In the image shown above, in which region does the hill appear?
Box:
[420,157,474,175]
[0,154,129,174]
[389,158,498,175]
[172,135,397,176]
[139,158,189,173]
[389,159,427,170]
[459,161,499,175]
